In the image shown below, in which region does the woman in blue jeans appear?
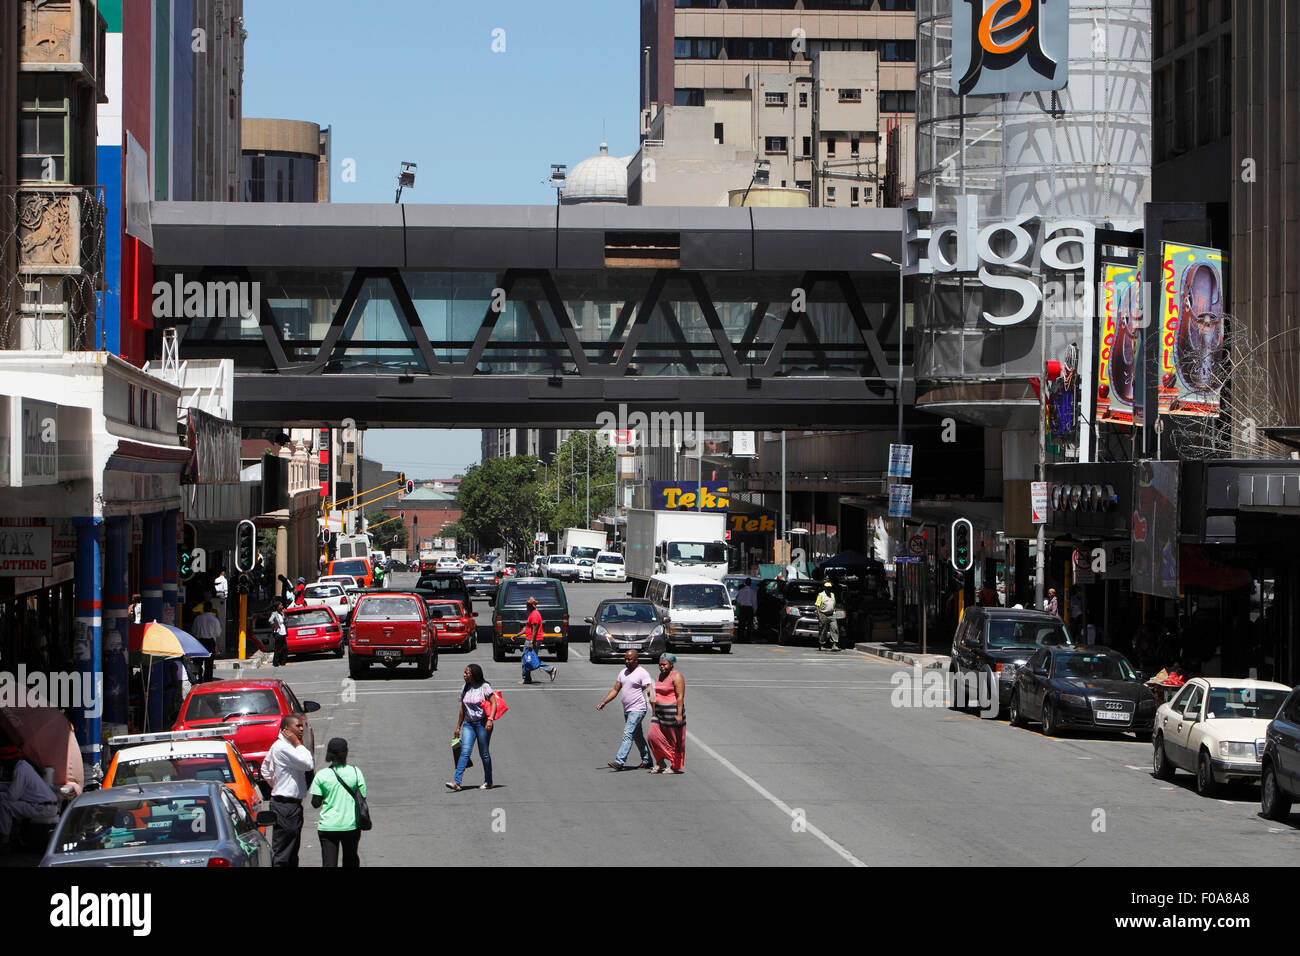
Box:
[447,664,494,791]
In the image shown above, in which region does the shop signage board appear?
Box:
[1030,481,1049,523]
[951,0,1069,96]
[732,432,756,457]
[650,481,729,512]
[1158,242,1226,417]
[0,526,52,576]
[888,443,913,479]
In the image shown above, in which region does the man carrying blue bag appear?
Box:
[519,597,557,685]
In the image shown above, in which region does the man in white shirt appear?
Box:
[192,601,223,682]
[268,598,289,667]
[261,714,314,867]
[213,569,229,600]
[0,745,58,850]
[735,578,759,644]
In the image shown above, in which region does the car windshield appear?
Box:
[184,689,279,721]
[571,546,601,561]
[596,554,624,565]
[672,584,729,610]
[56,797,217,852]
[333,560,368,577]
[1206,687,1289,720]
[985,619,1071,649]
[787,584,823,603]
[356,596,422,621]
[463,565,487,573]
[600,603,657,623]
[113,755,234,785]
[288,608,335,627]
[506,583,562,607]
[1054,653,1135,681]
[550,557,575,566]
[666,542,727,564]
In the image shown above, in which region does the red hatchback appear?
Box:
[173,679,319,772]
[425,599,477,652]
[251,605,345,659]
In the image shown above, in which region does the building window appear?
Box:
[674,88,705,106]
[851,186,860,207]
[674,38,722,59]
[18,74,72,183]
[879,90,916,113]
[764,136,788,154]
[851,137,860,156]
[765,91,788,107]
[725,37,793,59]
[799,91,809,108]
[127,385,136,426]
[827,137,837,156]
[881,40,916,62]
[801,136,812,158]
[839,88,862,103]
[714,122,724,144]
[826,185,836,204]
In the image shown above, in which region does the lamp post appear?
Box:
[872,251,906,645]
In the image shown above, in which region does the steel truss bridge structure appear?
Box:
[151,203,912,429]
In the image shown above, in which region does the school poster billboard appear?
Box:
[1097,261,1140,425]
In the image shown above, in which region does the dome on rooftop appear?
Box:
[561,142,629,205]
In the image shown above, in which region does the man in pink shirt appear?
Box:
[596,648,653,770]
[520,597,557,684]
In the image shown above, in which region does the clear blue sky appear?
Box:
[242,0,639,476]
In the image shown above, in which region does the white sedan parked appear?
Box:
[592,552,626,583]
[1152,677,1292,796]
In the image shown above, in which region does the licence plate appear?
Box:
[618,643,640,650]
[691,635,713,643]
[297,628,317,636]
[1094,709,1130,721]
[376,649,402,661]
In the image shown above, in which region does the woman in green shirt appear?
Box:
[309,737,367,867]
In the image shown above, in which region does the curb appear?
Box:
[854,642,947,670]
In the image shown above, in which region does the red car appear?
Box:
[425,599,477,652]
[349,591,438,679]
[251,605,345,659]
[173,679,319,772]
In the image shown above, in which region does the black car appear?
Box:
[949,607,1072,718]
[1261,686,1300,820]
[492,577,569,662]
[585,598,667,663]
[1008,645,1156,739]
[415,572,472,614]
[756,579,844,645]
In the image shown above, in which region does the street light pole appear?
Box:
[873,251,907,646]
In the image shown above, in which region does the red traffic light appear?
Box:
[405,480,414,495]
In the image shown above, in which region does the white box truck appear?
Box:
[625,510,729,596]
[559,528,607,561]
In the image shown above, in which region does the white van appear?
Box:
[645,573,735,653]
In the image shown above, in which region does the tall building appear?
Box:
[241,118,331,203]
[638,0,916,206]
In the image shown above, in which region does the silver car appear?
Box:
[586,598,667,664]
[41,780,273,867]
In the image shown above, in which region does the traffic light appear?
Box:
[180,523,197,581]
[951,518,973,573]
[235,519,257,573]
[406,479,414,496]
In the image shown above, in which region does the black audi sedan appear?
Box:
[585,598,666,664]
[1008,645,1156,740]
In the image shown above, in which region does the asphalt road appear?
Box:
[245,579,1300,867]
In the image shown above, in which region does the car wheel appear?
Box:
[492,641,505,663]
[978,669,1001,719]
[416,653,432,679]
[1196,749,1220,797]
[555,642,569,663]
[1008,689,1026,728]
[777,622,789,646]
[1152,733,1176,780]
[348,656,367,680]
[431,648,439,672]
[589,645,598,663]
[1133,730,1153,744]
[948,668,965,711]
[333,643,345,658]
[720,643,732,654]
[1041,699,1059,736]
[1261,763,1293,821]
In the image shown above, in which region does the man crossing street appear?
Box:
[735,578,758,644]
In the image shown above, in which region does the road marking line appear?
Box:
[1125,765,1149,771]
[685,730,866,868]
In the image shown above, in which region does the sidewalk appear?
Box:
[853,640,949,670]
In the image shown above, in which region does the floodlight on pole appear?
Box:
[394,161,417,203]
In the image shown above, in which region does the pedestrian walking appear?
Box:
[647,653,686,774]
[448,664,495,791]
[735,578,758,643]
[253,558,267,601]
[295,576,307,606]
[310,737,366,867]
[262,713,314,867]
[318,552,328,575]
[815,580,840,651]
[519,597,556,684]
[191,601,222,682]
[596,649,653,770]
[128,593,143,624]
[372,563,385,589]
[213,568,229,601]
[269,598,289,666]
[1043,588,1059,616]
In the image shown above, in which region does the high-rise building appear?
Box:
[637,0,916,206]
[241,118,330,203]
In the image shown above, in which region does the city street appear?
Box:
[245,580,1300,867]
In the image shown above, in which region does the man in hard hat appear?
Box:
[815,580,840,652]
